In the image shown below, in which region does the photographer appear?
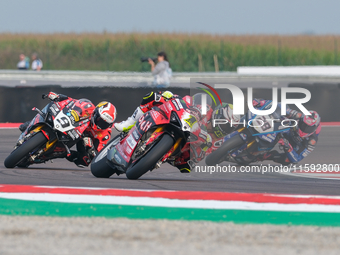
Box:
[148,51,172,88]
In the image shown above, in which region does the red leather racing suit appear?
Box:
[134,91,212,172]
[52,94,112,166]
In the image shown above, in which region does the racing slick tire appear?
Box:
[126,134,174,180]
[4,132,47,168]
[91,135,121,178]
[205,134,244,166]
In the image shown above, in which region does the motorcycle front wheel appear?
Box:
[126,134,174,180]
[91,135,122,178]
[4,132,47,168]
[205,134,244,166]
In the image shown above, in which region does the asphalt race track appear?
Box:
[0,127,339,195]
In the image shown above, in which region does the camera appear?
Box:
[140,57,157,63]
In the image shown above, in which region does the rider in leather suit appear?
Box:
[114,91,240,173]
[19,92,117,167]
[253,98,321,165]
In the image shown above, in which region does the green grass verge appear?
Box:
[1,198,340,226]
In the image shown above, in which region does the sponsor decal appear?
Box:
[267,134,276,140]
[260,135,273,143]
[167,103,173,112]
[50,104,59,116]
[126,146,132,155]
[172,100,181,111]
[140,121,152,132]
[132,130,139,140]
[50,107,57,116]
[67,101,75,108]
[184,115,197,128]
[68,130,76,140]
[288,151,298,161]
[175,99,183,109]
[138,115,153,132]
[114,153,122,164]
[240,133,247,141]
[71,110,80,122]
[150,110,161,120]
[302,150,311,157]
[126,135,137,149]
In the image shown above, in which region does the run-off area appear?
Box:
[0,216,339,255]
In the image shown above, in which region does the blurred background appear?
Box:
[1,0,340,122]
[1,0,340,72]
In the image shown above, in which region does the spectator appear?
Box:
[148,51,172,88]
[17,54,29,70]
[31,53,43,71]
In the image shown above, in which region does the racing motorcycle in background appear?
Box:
[91,97,194,179]
[205,101,292,166]
[4,94,94,168]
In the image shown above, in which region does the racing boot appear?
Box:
[114,107,144,132]
[177,160,196,173]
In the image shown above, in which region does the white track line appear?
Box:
[1,193,340,213]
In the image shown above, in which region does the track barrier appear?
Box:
[0,83,337,122]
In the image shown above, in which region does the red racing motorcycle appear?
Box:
[4,95,95,168]
[91,97,196,179]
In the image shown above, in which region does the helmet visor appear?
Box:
[298,121,317,134]
[94,114,111,130]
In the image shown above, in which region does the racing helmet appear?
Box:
[297,110,321,138]
[161,91,174,101]
[252,98,266,108]
[91,101,117,130]
[211,103,240,138]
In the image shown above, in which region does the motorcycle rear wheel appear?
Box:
[205,134,244,166]
[91,135,121,178]
[4,132,47,168]
[126,134,174,180]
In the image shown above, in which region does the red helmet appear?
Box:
[252,98,266,108]
[91,101,117,130]
[297,110,321,138]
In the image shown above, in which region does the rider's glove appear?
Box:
[47,92,59,101]
[83,137,93,148]
[278,138,293,153]
[83,137,96,157]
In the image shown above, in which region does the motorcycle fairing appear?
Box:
[108,98,191,172]
[15,99,93,166]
